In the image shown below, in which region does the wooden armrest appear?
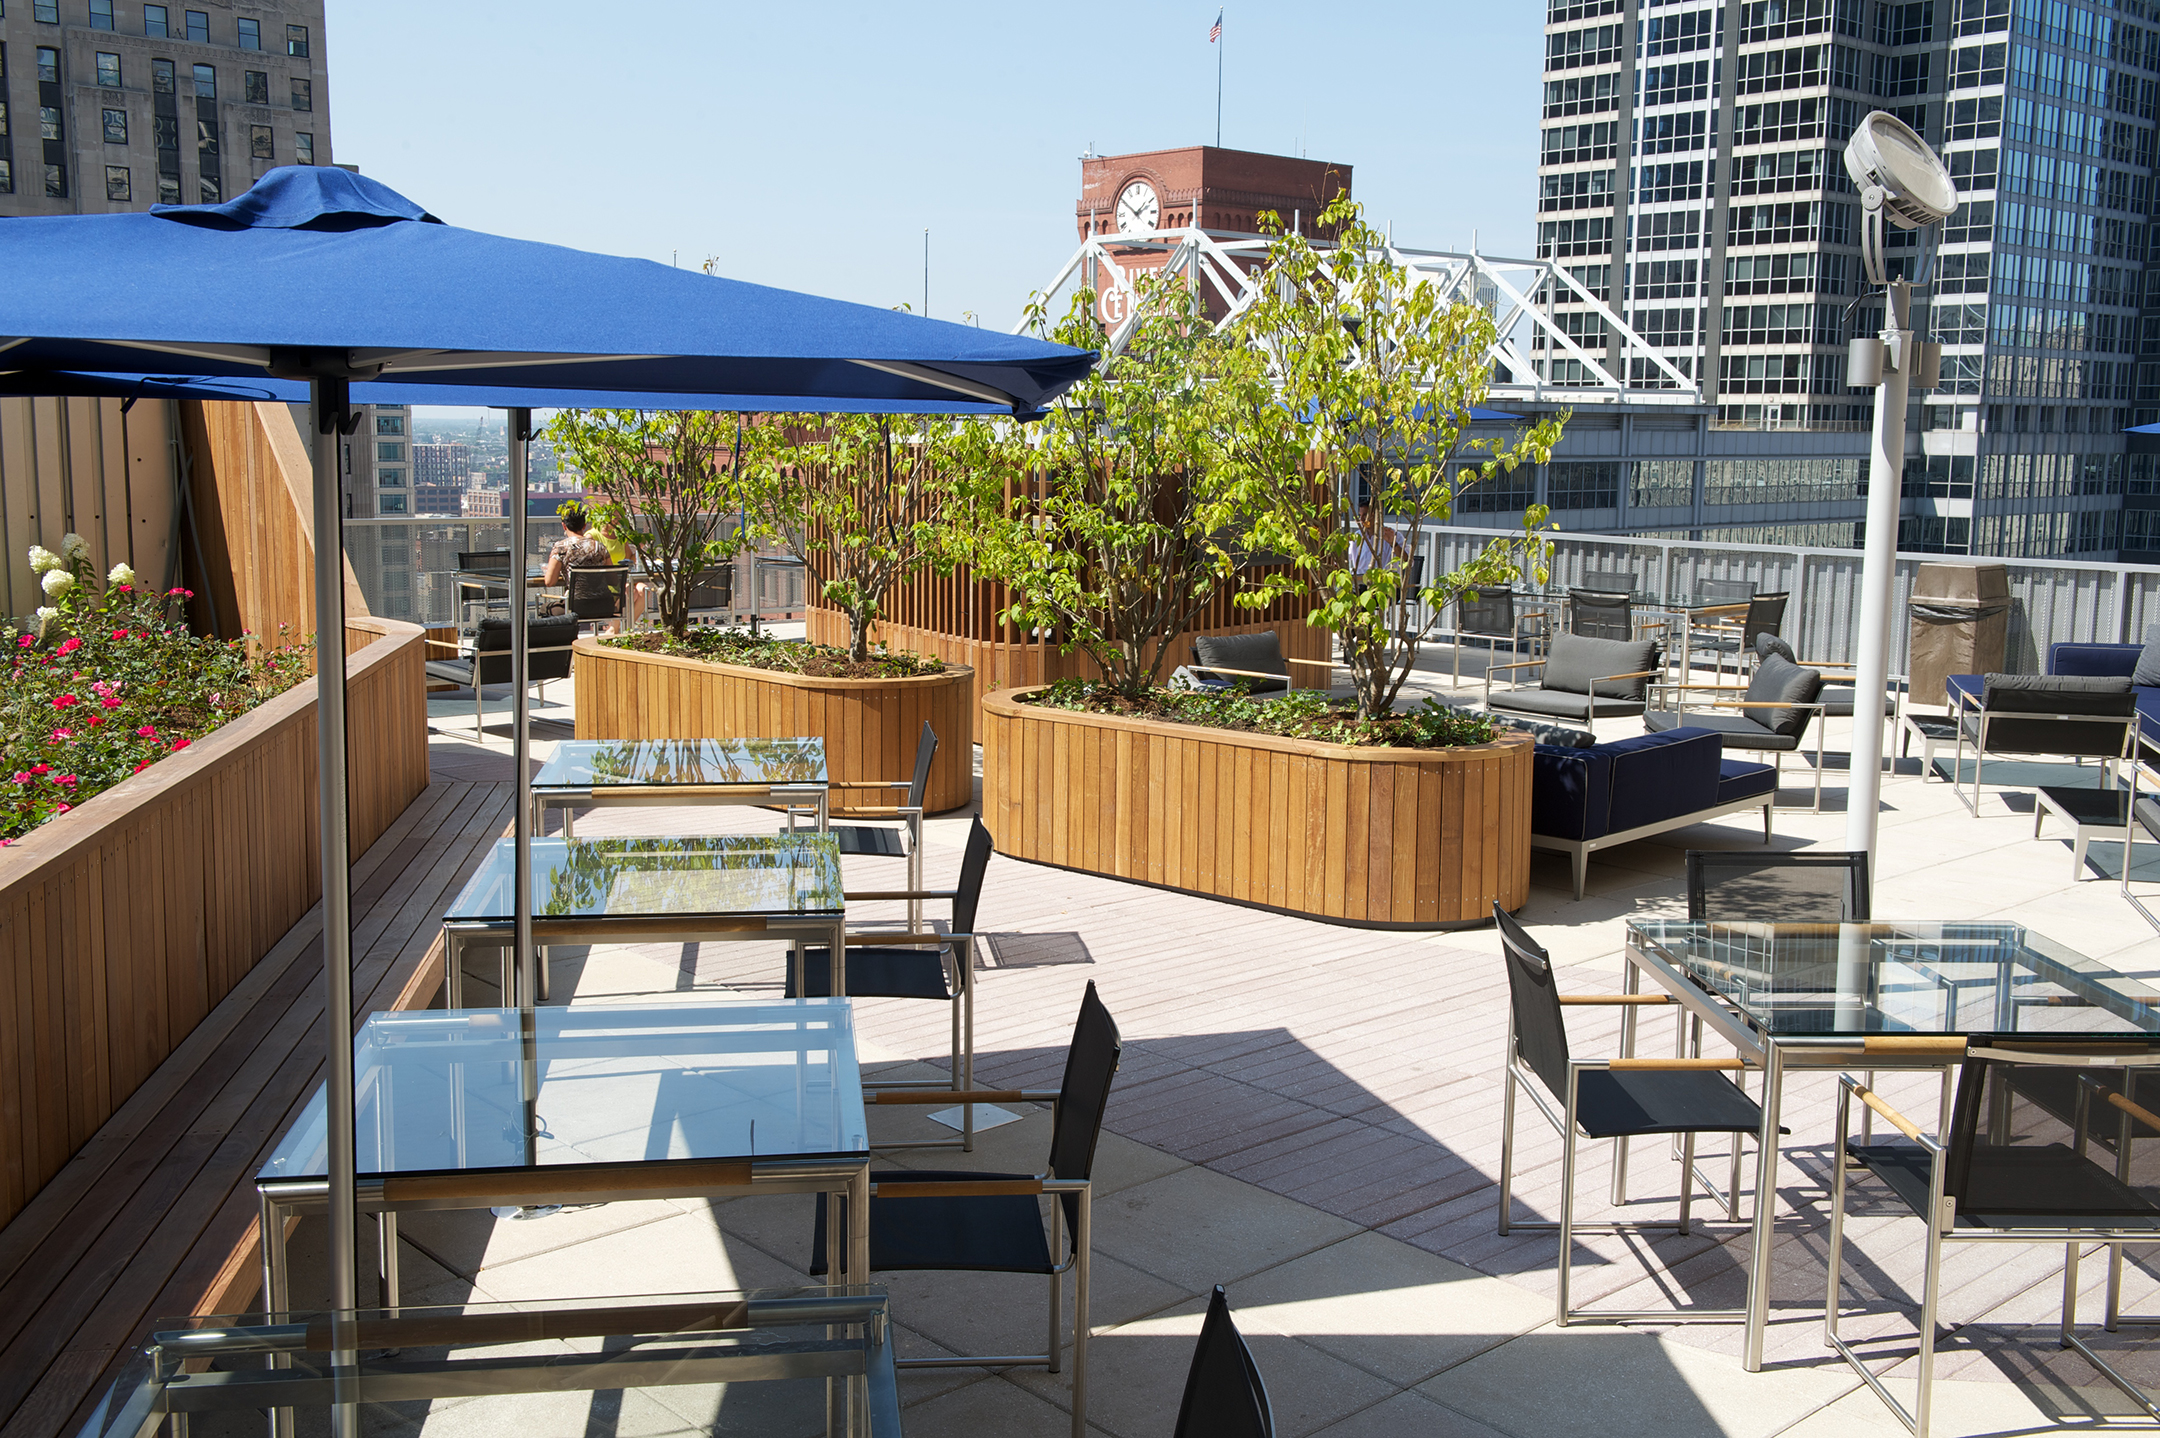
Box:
[873,1177,1046,1197]
[832,805,923,816]
[1192,665,1295,681]
[1849,1083,1927,1142]
[841,928,977,947]
[1595,670,1661,683]
[1486,658,1548,674]
[2107,1090,2160,1135]
[1864,1035,1967,1056]
[869,1089,1052,1105]
[1649,682,1750,693]
[844,888,959,902]
[824,779,913,791]
[1280,656,1341,670]
[1558,994,1673,1006]
[1694,700,1825,711]
[1607,1057,1746,1071]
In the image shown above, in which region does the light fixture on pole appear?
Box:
[1841,111,1956,869]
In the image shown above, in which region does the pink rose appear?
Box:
[51,694,77,709]
[100,695,121,709]
[14,635,32,649]
[56,637,80,656]
[171,739,189,751]
[54,775,77,788]
[11,773,28,785]
[111,629,127,641]
[135,726,156,738]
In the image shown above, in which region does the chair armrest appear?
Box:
[840,928,979,947]
[1281,656,1341,670]
[831,805,924,817]
[1190,664,1295,682]
[844,888,960,902]
[425,639,467,652]
[824,779,916,791]
[1843,1077,1933,1145]
[1648,682,1750,694]
[1605,1058,1747,1071]
[1595,670,1662,683]
[869,1088,1056,1105]
[1558,994,1673,1006]
[871,1177,1047,1197]
[1486,658,1549,675]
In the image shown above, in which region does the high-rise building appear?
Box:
[411,441,468,515]
[1535,0,2160,560]
[0,0,329,216]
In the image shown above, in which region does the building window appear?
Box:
[36,46,60,82]
[104,165,130,201]
[89,0,114,29]
[378,495,408,516]
[237,17,260,50]
[184,10,208,43]
[39,106,62,141]
[152,58,176,93]
[44,163,66,198]
[103,107,128,143]
[249,123,271,159]
[378,468,406,487]
[294,131,313,164]
[144,4,168,36]
[197,114,217,155]
[1546,462,1622,510]
[198,174,219,202]
[377,442,406,463]
[290,78,310,111]
[192,63,214,99]
[0,159,12,195]
[376,415,405,435]
[157,175,179,203]
[244,69,267,104]
[286,24,309,57]
[96,52,122,87]
[32,0,58,22]
[0,103,8,139]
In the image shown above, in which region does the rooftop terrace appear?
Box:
[210,647,2160,1438]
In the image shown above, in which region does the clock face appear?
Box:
[1115,180,1161,234]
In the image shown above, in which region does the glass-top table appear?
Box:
[441,834,847,1006]
[532,738,830,838]
[99,1285,899,1438]
[256,1001,872,1317]
[1621,919,2160,1371]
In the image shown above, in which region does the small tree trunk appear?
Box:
[849,612,872,663]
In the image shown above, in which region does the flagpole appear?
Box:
[1215,10,1224,147]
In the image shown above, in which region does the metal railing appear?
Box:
[1404,522,2160,676]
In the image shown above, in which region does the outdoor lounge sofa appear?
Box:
[1485,631,1662,724]
[1530,726,1777,899]
[1939,671,2136,815]
[2043,634,2160,762]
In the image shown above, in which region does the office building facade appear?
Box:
[1,0,328,216]
[1534,0,2160,560]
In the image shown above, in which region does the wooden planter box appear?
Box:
[0,618,430,1230]
[573,638,975,815]
[981,687,1533,928]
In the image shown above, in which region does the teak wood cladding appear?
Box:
[981,688,1533,928]
[572,638,975,815]
[0,618,428,1232]
[0,396,177,622]
[182,400,373,641]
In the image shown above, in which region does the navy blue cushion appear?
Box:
[1531,744,1613,841]
[1717,758,1777,804]
[1947,673,1984,710]
[2049,642,2142,679]
[1606,729,1721,829]
[2140,625,2160,688]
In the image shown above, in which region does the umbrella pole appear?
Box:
[308,375,360,1433]
[510,408,535,1015]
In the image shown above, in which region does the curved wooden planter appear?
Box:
[982,687,1533,929]
[0,617,430,1230]
[573,638,975,815]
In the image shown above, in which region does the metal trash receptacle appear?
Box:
[1906,561,2010,707]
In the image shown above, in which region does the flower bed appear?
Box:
[604,628,944,680]
[1,538,311,842]
[1022,677,1499,750]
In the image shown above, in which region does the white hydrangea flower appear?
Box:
[61,533,88,562]
[33,606,56,624]
[107,562,137,588]
[41,569,74,598]
[27,546,59,574]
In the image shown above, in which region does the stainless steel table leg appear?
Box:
[833,919,848,998]
[445,930,462,1009]
[1743,1041,1785,1371]
[380,1210,401,1313]
[260,1189,293,1438]
[1613,957,1642,1205]
[848,1161,871,1287]
[562,802,575,842]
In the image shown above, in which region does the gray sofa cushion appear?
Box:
[1645,707,1803,750]
[1743,651,1822,737]
[1755,634,1796,665]
[1490,687,1646,721]
[1539,632,1660,699]
[2135,623,2160,688]
[1491,713,1597,747]
[1191,632,1289,694]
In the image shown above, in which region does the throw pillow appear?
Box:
[1191,632,1289,693]
[1742,651,1823,737]
[2135,623,2160,688]
[1754,634,1797,665]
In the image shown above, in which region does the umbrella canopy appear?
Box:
[0,167,1092,413]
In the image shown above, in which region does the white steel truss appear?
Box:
[1027,226,1702,406]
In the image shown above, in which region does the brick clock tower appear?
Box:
[1076,146,1351,321]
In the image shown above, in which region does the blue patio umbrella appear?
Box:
[0,165,1093,1412]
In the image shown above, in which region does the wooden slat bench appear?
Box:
[0,776,515,1438]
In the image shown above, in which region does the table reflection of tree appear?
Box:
[580,739,824,787]
[540,836,843,916]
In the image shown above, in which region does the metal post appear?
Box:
[308,374,359,1435]
[1845,279,1911,865]
[508,410,535,1011]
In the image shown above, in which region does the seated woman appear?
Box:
[543,502,633,632]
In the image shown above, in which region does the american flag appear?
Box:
[1209,9,1222,41]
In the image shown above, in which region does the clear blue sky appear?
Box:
[326,1,1543,338]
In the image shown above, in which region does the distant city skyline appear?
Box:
[326,1,1542,332]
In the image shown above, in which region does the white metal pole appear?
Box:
[1845,279,1912,863]
[308,374,359,1434]
[510,409,534,1010]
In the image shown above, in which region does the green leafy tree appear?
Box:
[740,413,970,663]
[955,269,1260,698]
[1223,196,1568,720]
[544,409,749,638]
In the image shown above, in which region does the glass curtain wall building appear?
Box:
[1530,0,2160,560]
